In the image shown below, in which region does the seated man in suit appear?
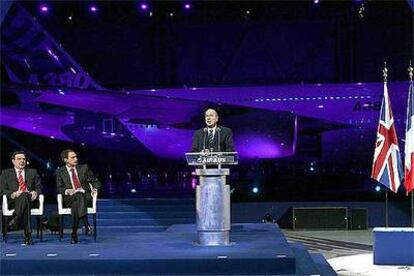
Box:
[0,151,42,245]
[56,149,100,244]
[191,108,235,153]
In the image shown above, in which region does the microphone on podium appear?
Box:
[202,127,208,152]
[217,127,221,152]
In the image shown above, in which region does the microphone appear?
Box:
[202,128,207,152]
[217,127,221,152]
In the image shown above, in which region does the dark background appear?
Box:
[1,1,413,202]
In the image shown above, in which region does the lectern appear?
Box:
[185,152,238,246]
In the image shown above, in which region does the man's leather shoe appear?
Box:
[71,235,78,244]
[24,234,33,246]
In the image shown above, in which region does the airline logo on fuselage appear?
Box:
[28,71,93,89]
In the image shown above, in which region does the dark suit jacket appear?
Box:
[56,164,101,195]
[0,168,42,198]
[191,126,235,153]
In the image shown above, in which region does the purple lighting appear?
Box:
[140,3,148,10]
[39,4,48,13]
[90,5,97,13]
[184,3,191,9]
[313,0,320,4]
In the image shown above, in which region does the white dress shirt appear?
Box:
[14,167,25,183]
[65,166,85,194]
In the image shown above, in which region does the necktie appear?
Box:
[18,170,27,192]
[208,129,214,145]
[70,168,81,189]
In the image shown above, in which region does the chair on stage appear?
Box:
[2,194,45,242]
[57,187,97,241]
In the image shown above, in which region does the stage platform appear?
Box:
[1,223,335,275]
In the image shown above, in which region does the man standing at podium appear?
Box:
[192,108,235,153]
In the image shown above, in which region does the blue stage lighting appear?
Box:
[375,185,381,192]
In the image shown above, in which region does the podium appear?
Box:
[186,152,238,246]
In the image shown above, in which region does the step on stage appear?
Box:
[1,223,335,275]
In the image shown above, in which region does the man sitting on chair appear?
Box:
[0,151,42,245]
[56,149,100,244]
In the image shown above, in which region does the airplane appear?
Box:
[1,3,411,163]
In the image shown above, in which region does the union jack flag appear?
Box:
[371,83,403,193]
[404,81,414,195]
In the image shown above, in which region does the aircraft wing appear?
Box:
[0,106,73,141]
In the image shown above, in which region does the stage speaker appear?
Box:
[349,208,368,230]
[293,207,348,230]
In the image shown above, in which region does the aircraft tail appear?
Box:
[1,3,103,90]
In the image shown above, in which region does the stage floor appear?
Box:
[283,229,414,276]
[4,223,412,275]
[1,223,333,275]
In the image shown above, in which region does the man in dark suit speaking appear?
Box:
[192,108,235,153]
[0,151,42,245]
[56,149,100,244]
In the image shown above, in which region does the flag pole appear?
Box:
[385,189,389,227]
[411,191,414,227]
[409,61,414,227]
[383,62,389,228]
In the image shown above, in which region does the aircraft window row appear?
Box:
[233,98,254,102]
[348,118,403,124]
[251,95,371,102]
[126,124,158,129]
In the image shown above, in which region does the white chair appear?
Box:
[2,194,44,242]
[57,189,97,241]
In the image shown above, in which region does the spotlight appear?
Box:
[313,0,320,4]
[252,187,259,193]
[68,15,73,21]
[90,5,98,13]
[375,185,381,192]
[39,4,49,13]
[141,3,148,11]
[184,3,191,10]
[169,12,174,17]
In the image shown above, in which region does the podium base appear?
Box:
[197,231,230,246]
